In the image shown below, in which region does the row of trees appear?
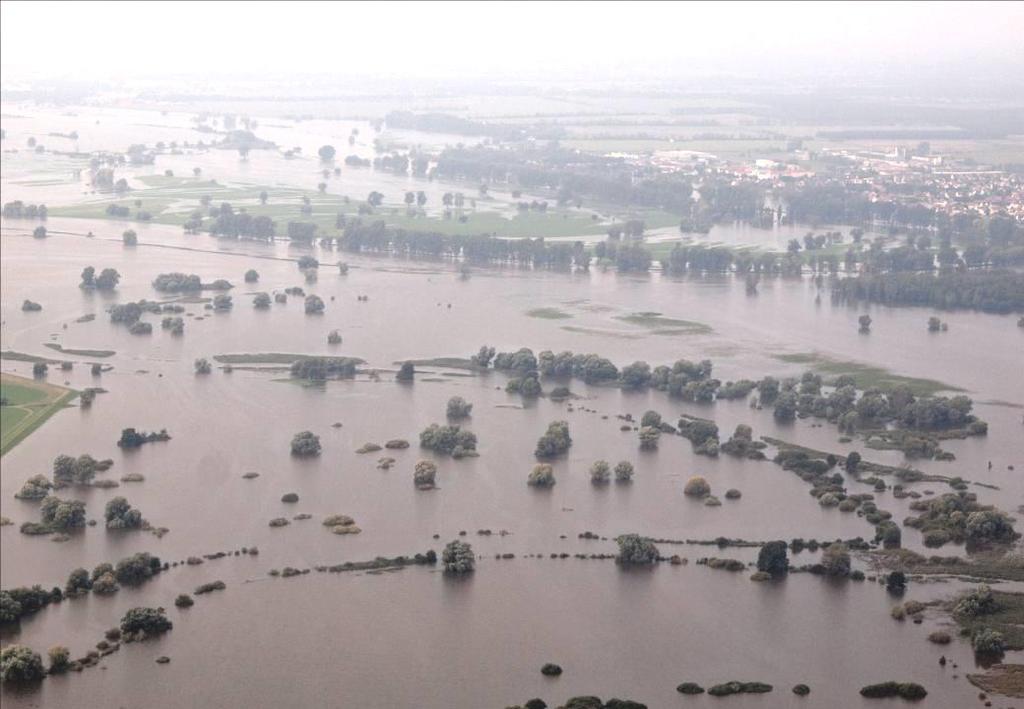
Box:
[831,270,1024,313]
[331,220,590,268]
[80,266,120,290]
[2,201,47,219]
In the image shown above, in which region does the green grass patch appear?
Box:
[561,325,644,340]
[43,343,116,358]
[43,174,682,241]
[213,353,365,365]
[1,350,61,364]
[526,307,573,320]
[616,312,712,334]
[1,374,78,456]
[400,357,482,371]
[771,352,960,396]
[955,590,1024,650]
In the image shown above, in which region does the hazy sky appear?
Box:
[2,1,1022,83]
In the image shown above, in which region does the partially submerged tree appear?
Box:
[105,497,144,530]
[414,460,437,490]
[38,496,86,531]
[820,544,852,577]
[535,421,571,458]
[441,540,474,573]
[616,534,659,565]
[683,476,711,498]
[756,541,789,576]
[304,294,325,314]
[419,424,477,456]
[589,460,611,483]
[290,431,321,456]
[120,606,172,640]
[0,645,45,683]
[527,463,556,487]
[396,361,415,382]
[64,568,92,597]
[614,460,635,482]
[47,646,70,674]
[638,425,661,450]
[446,396,473,420]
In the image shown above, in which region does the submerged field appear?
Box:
[1,101,1022,709]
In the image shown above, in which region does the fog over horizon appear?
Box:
[2,3,1024,708]
[2,0,1023,89]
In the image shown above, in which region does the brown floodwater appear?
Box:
[1,176,1023,706]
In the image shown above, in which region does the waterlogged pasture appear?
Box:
[1,104,1022,709]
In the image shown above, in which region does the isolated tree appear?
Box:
[442,540,475,573]
[318,145,336,161]
[290,431,321,456]
[304,294,325,314]
[396,361,415,382]
[244,269,259,283]
[446,396,473,419]
[614,460,635,482]
[589,460,611,483]
[259,190,268,204]
[886,570,907,594]
[414,460,437,489]
[95,268,120,290]
[756,541,789,576]
[683,476,710,497]
[615,534,659,565]
[858,314,872,333]
[527,463,556,487]
[535,421,571,458]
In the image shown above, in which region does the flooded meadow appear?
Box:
[1,104,1022,708]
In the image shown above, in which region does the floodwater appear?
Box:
[1,105,1023,709]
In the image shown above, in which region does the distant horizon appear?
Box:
[2,1,1022,86]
